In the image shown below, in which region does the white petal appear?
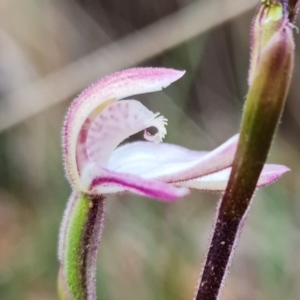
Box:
[109,135,239,182]
[175,164,290,191]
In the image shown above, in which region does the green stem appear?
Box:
[59,193,105,300]
[195,9,294,300]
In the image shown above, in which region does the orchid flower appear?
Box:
[58,67,289,300]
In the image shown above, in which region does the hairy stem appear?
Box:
[195,3,294,299]
[59,193,105,300]
[195,214,239,299]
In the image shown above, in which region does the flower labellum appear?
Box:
[58,68,289,300]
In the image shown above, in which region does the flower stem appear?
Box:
[195,2,294,299]
[194,211,242,300]
[59,194,105,300]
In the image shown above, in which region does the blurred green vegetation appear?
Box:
[0,0,300,299]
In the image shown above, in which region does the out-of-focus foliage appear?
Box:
[0,0,299,299]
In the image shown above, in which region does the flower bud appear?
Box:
[246,20,294,123]
[234,9,294,203]
[249,1,288,86]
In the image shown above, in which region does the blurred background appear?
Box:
[0,0,300,299]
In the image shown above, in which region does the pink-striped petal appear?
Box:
[175,164,290,191]
[109,135,239,183]
[86,100,168,168]
[80,163,189,201]
[63,68,185,188]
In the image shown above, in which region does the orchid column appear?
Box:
[195,1,298,299]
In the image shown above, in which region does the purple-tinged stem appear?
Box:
[194,204,249,300]
[82,196,106,300]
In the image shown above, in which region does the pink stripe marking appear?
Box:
[90,177,182,201]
